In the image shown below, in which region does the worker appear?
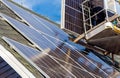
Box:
[91,6,106,26]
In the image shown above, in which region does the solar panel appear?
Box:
[61,0,107,35]
[33,15,69,40]
[3,36,120,78]
[0,13,63,50]
[2,0,68,41]
[61,0,84,34]
[2,14,120,78]
[2,37,76,78]
[0,56,21,78]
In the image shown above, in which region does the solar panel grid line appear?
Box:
[61,0,85,34]
[32,54,75,78]
[0,64,8,70]
[38,32,93,71]
[65,4,82,14]
[35,30,109,77]
[6,72,19,78]
[47,54,102,78]
[1,0,55,35]
[0,13,45,51]
[3,0,68,41]
[55,60,101,78]
[0,44,38,78]
[1,13,67,51]
[0,62,7,69]
[1,13,63,52]
[31,53,59,76]
[62,1,111,74]
[2,0,69,41]
[0,47,34,78]
[35,53,88,78]
[38,31,116,77]
[1,14,102,77]
[2,36,42,77]
[65,0,80,9]
[66,43,116,78]
[29,26,82,49]
[65,0,83,13]
[3,37,74,77]
[2,36,51,78]
[2,13,116,77]
[35,28,94,63]
[32,14,69,36]
[26,15,56,37]
[31,14,54,33]
[66,42,112,77]
[65,19,83,28]
[0,68,13,77]
[29,14,68,41]
[29,49,76,78]
[2,37,78,78]
[4,71,16,78]
[44,54,77,78]
[0,65,11,75]
[1,12,113,77]
[0,1,119,77]
[1,0,25,22]
[65,12,83,22]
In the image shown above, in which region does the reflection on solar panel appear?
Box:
[0,56,21,78]
[2,0,68,41]
[2,37,76,78]
[2,14,120,77]
[1,13,63,50]
[33,15,68,40]
[3,36,120,78]
[61,0,84,34]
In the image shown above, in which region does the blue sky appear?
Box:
[13,0,61,24]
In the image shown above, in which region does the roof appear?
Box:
[0,0,120,78]
[0,0,44,78]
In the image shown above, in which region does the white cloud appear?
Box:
[13,0,43,9]
[13,0,61,23]
[13,0,61,9]
[56,21,61,24]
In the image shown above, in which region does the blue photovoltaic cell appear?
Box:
[2,37,76,78]
[2,14,120,78]
[1,13,62,50]
[2,0,69,41]
[61,0,85,34]
[0,56,21,78]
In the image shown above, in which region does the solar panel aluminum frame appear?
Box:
[2,36,50,78]
[2,13,120,77]
[1,0,45,33]
[61,0,66,29]
[61,0,84,35]
[1,0,69,41]
[0,13,44,51]
[0,13,68,54]
[1,0,31,27]
[3,37,81,78]
[0,44,35,78]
